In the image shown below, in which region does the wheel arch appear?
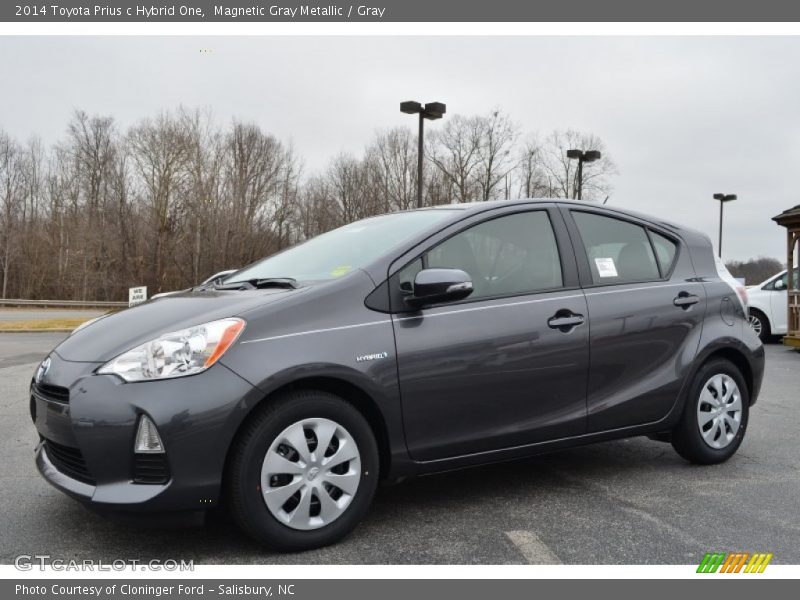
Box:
[696,346,755,404]
[222,375,393,489]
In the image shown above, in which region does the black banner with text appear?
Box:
[4,579,797,600]
[4,0,800,22]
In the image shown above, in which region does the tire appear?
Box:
[226,389,379,552]
[748,310,771,343]
[671,359,749,465]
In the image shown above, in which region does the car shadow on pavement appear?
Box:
[21,437,697,564]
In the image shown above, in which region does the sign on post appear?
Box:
[128,286,148,307]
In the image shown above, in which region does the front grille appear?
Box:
[43,439,95,485]
[133,454,170,484]
[33,382,70,403]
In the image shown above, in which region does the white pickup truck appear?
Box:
[747,268,798,341]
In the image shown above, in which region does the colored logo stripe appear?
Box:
[721,553,749,573]
[697,553,726,573]
[697,552,773,573]
[744,553,773,573]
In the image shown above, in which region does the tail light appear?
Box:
[735,284,749,308]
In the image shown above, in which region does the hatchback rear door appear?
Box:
[560,206,706,432]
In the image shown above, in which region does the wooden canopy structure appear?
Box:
[772,204,800,347]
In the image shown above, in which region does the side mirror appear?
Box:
[774,279,786,291]
[404,268,473,308]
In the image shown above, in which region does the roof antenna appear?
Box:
[603,196,610,205]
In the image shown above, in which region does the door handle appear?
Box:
[673,292,699,309]
[548,311,585,332]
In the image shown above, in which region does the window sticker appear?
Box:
[595,257,618,278]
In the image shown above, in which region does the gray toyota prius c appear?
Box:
[31,199,764,551]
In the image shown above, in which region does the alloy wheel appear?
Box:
[748,314,763,336]
[260,417,361,530]
[696,374,743,449]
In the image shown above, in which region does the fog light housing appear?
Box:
[134,415,164,454]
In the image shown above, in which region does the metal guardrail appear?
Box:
[0,298,127,309]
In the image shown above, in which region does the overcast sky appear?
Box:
[1,36,798,263]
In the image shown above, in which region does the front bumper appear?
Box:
[31,351,261,511]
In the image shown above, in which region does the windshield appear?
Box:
[226,210,457,284]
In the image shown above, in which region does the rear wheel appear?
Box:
[671,359,749,465]
[227,390,379,551]
[748,310,771,343]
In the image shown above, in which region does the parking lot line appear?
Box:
[504,530,562,564]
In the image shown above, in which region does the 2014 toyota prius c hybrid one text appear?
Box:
[31,199,764,551]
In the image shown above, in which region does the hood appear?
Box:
[54,287,306,362]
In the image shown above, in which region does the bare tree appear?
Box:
[17,138,47,299]
[0,132,25,298]
[222,120,301,267]
[63,111,119,299]
[368,127,418,212]
[540,129,617,201]
[0,107,620,301]
[128,111,192,292]
[182,109,224,284]
[726,257,784,285]
[475,109,519,201]
[427,114,483,203]
[516,135,553,198]
[325,152,378,223]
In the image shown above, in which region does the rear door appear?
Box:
[390,205,590,461]
[561,207,706,432]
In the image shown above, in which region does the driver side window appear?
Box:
[400,210,563,301]
[764,272,788,291]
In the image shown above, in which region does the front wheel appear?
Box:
[671,359,749,465]
[226,390,379,551]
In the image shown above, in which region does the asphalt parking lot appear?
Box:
[1,333,798,565]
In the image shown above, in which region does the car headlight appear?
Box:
[97,318,245,382]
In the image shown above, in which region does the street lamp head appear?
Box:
[400,101,423,115]
[713,193,737,202]
[584,150,602,162]
[422,102,446,120]
[567,149,601,162]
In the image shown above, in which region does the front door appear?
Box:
[391,208,590,461]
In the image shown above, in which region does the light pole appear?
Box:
[566,149,601,200]
[400,101,446,208]
[713,193,737,258]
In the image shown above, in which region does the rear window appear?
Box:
[650,231,678,275]
[572,211,660,285]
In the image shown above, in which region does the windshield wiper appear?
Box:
[211,277,299,291]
